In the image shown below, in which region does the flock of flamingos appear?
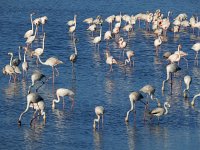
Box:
[2,9,200,129]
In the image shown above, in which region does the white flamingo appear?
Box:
[22,51,29,78]
[105,51,117,72]
[52,88,75,109]
[183,75,192,98]
[125,50,135,66]
[24,13,35,39]
[191,42,200,65]
[31,32,46,66]
[125,91,145,122]
[93,25,102,50]
[18,92,46,126]
[93,106,104,129]
[149,102,170,123]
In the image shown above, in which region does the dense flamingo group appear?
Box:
[2,9,200,129]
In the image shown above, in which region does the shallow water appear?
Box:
[1,0,200,149]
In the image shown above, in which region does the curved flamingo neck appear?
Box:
[38,56,46,65]
[164,103,168,115]
[18,46,21,61]
[42,33,45,50]
[9,54,13,66]
[31,14,34,31]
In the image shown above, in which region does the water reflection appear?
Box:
[104,77,115,104]
[3,82,21,99]
[125,125,136,150]
[23,124,45,149]
[93,130,103,150]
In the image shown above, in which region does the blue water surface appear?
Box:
[0,0,200,149]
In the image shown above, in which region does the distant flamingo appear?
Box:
[183,75,192,98]
[69,38,78,67]
[105,51,117,72]
[125,50,135,66]
[118,37,127,57]
[8,46,22,66]
[22,51,29,78]
[104,30,112,46]
[69,15,77,39]
[31,32,46,66]
[191,93,200,106]
[125,91,145,122]
[40,16,48,32]
[191,42,200,65]
[93,25,102,50]
[52,88,75,109]
[18,92,46,126]
[93,106,104,129]
[24,13,35,39]
[154,36,162,55]
[167,44,182,64]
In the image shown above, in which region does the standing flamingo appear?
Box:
[125,91,145,122]
[40,16,48,33]
[93,25,102,50]
[93,106,104,129]
[183,75,192,98]
[140,84,160,106]
[18,92,46,126]
[105,51,117,72]
[125,50,135,66]
[24,13,35,39]
[69,38,78,67]
[149,102,170,123]
[154,36,162,55]
[162,63,181,92]
[31,32,46,66]
[38,55,63,83]
[52,88,75,109]
[69,15,77,40]
[22,51,29,79]
[28,71,47,94]
[191,42,200,65]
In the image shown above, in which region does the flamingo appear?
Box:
[105,15,115,30]
[18,92,46,126]
[8,46,22,66]
[52,88,75,109]
[40,16,48,32]
[149,102,170,123]
[26,25,38,47]
[67,15,76,26]
[2,65,16,83]
[69,38,78,66]
[191,93,200,106]
[173,45,188,67]
[162,63,181,92]
[104,30,112,46]
[139,84,160,106]
[167,44,182,64]
[93,106,104,129]
[31,32,46,66]
[191,42,200,65]
[125,50,135,66]
[24,13,35,39]
[93,25,102,50]
[37,55,63,83]
[69,15,77,39]
[105,51,117,72]
[125,91,145,122]
[118,37,127,57]
[183,75,192,98]
[87,24,96,36]
[22,51,29,78]
[28,71,46,94]
[154,36,162,54]
[83,17,93,27]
